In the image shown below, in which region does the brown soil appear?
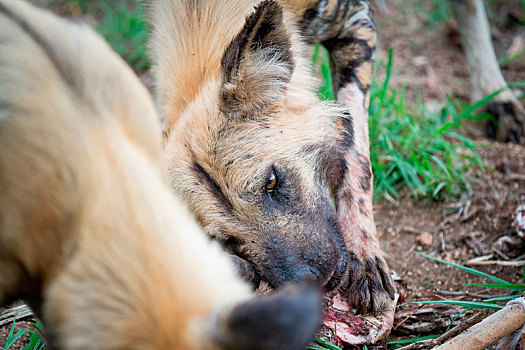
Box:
[373,0,525,291]
[0,320,36,350]
[0,300,38,350]
[379,141,525,298]
[1,0,524,349]
[369,0,525,348]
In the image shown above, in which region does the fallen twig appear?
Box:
[492,247,511,261]
[398,312,485,350]
[466,254,493,264]
[393,305,464,335]
[466,260,525,267]
[0,304,34,327]
[506,173,525,181]
[401,227,424,235]
[394,306,422,331]
[439,208,481,228]
[435,297,525,350]
[434,288,509,300]
[403,244,416,258]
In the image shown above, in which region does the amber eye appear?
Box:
[266,171,277,192]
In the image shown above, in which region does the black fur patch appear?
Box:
[357,198,369,217]
[484,101,525,143]
[220,0,294,116]
[298,0,352,43]
[323,37,374,92]
[339,252,395,313]
[229,254,261,287]
[341,111,355,149]
[323,214,348,291]
[192,161,234,214]
[300,8,318,29]
[214,281,322,350]
[358,157,372,192]
[377,257,396,299]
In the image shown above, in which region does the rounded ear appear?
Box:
[211,281,322,350]
[220,0,295,118]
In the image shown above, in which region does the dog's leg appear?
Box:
[292,0,395,313]
[452,0,525,143]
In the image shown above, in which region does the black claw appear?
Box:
[341,253,395,313]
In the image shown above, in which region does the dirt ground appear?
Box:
[373,0,525,296]
[1,0,524,349]
[370,0,525,347]
[0,319,37,350]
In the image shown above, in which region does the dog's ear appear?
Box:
[210,281,321,350]
[220,1,294,118]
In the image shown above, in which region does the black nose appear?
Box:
[289,265,320,283]
[268,264,321,288]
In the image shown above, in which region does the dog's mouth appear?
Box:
[322,227,349,292]
[323,251,348,292]
[230,251,347,296]
[228,254,262,288]
[217,233,347,293]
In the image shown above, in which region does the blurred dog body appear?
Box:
[0,1,320,349]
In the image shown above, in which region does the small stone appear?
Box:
[416,232,433,247]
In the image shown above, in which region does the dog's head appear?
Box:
[163,1,350,291]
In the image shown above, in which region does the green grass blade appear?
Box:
[459,88,501,118]
[3,329,31,350]
[401,300,504,310]
[310,339,341,350]
[380,48,394,103]
[5,317,17,344]
[445,308,470,332]
[389,334,440,344]
[416,252,512,285]
[484,295,522,302]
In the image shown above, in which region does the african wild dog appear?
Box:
[0,1,322,349]
[149,0,395,313]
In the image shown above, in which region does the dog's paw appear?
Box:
[340,253,395,314]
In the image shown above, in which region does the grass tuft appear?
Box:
[308,338,342,350]
[312,46,486,201]
[416,252,512,285]
[390,253,524,347]
[95,1,150,72]
[412,252,524,307]
[1,318,45,350]
[42,0,150,73]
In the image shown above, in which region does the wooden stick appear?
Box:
[434,298,525,350]
[506,174,525,181]
[0,304,34,327]
[398,312,484,350]
[435,288,508,300]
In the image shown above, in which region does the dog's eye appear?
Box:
[266,171,277,192]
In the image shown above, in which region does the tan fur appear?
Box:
[150,0,395,313]
[149,0,339,130]
[149,0,345,238]
[0,1,321,349]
